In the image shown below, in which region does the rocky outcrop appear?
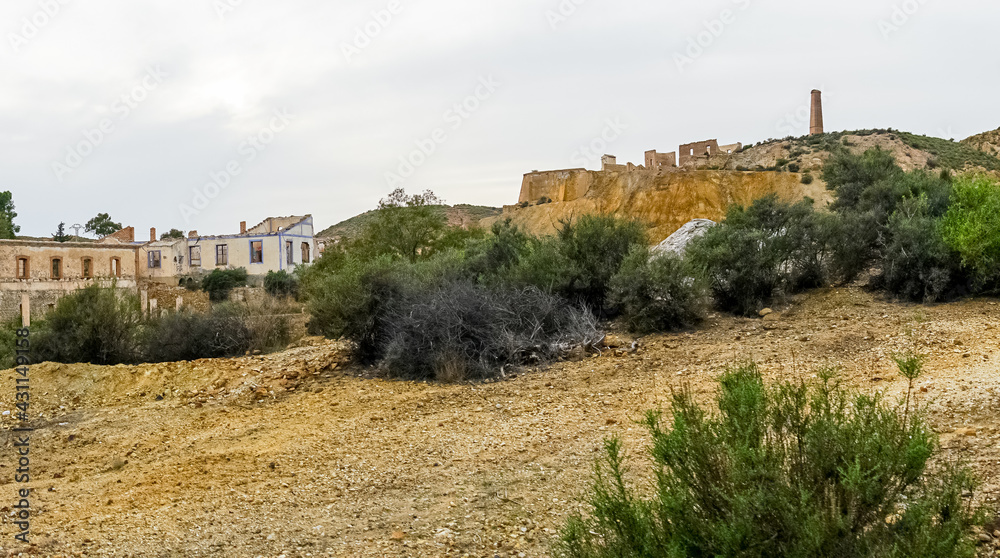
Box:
[652,219,716,257]
[492,169,829,244]
[963,128,1000,158]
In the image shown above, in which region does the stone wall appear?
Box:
[678,140,721,166]
[0,278,138,322]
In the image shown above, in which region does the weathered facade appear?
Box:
[0,239,140,320]
[139,215,316,283]
[0,215,316,319]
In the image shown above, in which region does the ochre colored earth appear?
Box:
[2,287,1000,557]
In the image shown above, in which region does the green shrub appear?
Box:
[553,215,647,316]
[880,197,963,302]
[560,362,981,558]
[33,283,142,365]
[823,147,904,212]
[264,270,299,298]
[788,162,801,173]
[776,158,790,168]
[941,175,1000,288]
[801,172,814,184]
[143,299,291,362]
[465,219,535,283]
[201,268,249,302]
[27,283,292,365]
[609,248,706,333]
[687,195,829,316]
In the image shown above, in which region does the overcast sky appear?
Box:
[2,0,998,237]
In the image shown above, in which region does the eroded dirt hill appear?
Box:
[964,127,1000,158]
[2,288,1000,557]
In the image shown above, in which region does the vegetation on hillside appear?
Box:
[317,200,501,241]
[747,129,1000,173]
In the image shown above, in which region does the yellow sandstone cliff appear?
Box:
[489,169,831,244]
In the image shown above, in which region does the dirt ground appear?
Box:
[2,286,1000,557]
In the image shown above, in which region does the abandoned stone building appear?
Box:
[0,237,140,321]
[0,215,316,320]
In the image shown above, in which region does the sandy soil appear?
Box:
[1,287,999,557]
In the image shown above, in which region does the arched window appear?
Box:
[301,242,311,264]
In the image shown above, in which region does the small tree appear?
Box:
[85,213,123,237]
[0,191,19,239]
[352,188,448,262]
[52,222,71,242]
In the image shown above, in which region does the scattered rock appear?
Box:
[759,308,774,317]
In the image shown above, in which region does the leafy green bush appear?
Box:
[33,283,142,365]
[880,197,964,302]
[552,215,647,316]
[687,195,829,316]
[264,270,299,298]
[823,147,905,213]
[560,362,981,558]
[801,173,814,184]
[941,175,1000,288]
[143,300,291,362]
[201,268,249,302]
[609,248,706,333]
[464,219,535,283]
[25,283,292,365]
[788,162,801,173]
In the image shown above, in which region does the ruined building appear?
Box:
[0,215,317,321]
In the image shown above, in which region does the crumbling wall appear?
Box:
[645,150,677,169]
[678,140,721,166]
[0,279,138,322]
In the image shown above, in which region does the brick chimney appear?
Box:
[150,227,156,242]
[240,221,247,234]
[810,89,824,135]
